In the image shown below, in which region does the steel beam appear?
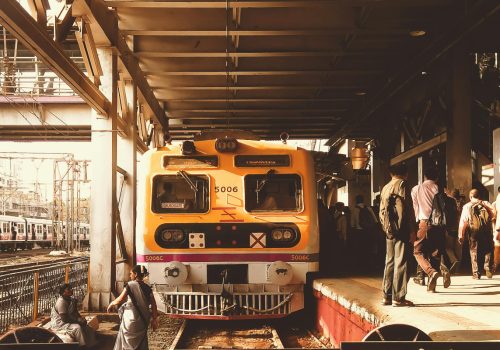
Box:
[155,85,362,90]
[136,51,389,58]
[0,0,110,116]
[163,98,355,103]
[107,1,452,8]
[326,1,500,146]
[73,0,167,130]
[123,28,408,36]
[145,70,380,76]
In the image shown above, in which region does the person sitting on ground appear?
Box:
[50,284,97,348]
[107,265,159,350]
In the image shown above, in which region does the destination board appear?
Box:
[163,155,219,168]
[234,155,290,167]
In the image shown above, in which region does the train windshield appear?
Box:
[245,173,303,212]
[152,174,209,213]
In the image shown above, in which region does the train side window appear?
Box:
[152,174,209,214]
[245,174,303,212]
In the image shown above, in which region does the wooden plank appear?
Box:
[390,133,447,165]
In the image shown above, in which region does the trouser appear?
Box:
[469,233,494,277]
[414,221,449,276]
[445,231,461,265]
[383,237,409,301]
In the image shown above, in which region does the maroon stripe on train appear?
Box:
[137,253,319,263]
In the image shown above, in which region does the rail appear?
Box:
[0,257,89,334]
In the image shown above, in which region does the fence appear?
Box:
[0,258,88,334]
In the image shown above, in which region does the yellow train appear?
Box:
[136,131,319,319]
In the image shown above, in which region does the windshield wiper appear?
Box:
[177,170,198,193]
[256,169,276,193]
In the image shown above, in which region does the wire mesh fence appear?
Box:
[0,257,88,334]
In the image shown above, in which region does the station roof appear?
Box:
[105,0,498,143]
[0,1,498,144]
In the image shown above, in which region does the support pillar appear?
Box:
[446,44,472,195]
[116,81,137,290]
[84,47,117,311]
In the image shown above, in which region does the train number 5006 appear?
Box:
[215,186,238,193]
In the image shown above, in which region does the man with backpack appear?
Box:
[379,163,416,307]
[411,167,450,293]
[458,189,495,279]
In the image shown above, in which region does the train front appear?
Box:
[136,138,319,319]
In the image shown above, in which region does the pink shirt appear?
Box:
[411,180,438,221]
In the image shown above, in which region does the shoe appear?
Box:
[442,270,451,288]
[486,270,493,279]
[427,271,439,293]
[393,299,414,307]
[381,298,392,306]
[413,277,426,286]
[472,274,481,280]
[449,261,459,274]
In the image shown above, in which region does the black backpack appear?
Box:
[379,180,405,239]
[429,191,458,231]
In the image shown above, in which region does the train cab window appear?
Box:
[245,173,303,212]
[152,174,209,213]
[17,223,25,234]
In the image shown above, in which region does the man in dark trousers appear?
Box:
[379,163,416,307]
[411,167,450,293]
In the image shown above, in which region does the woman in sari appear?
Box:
[107,265,158,350]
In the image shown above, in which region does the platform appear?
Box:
[313,274,500,346]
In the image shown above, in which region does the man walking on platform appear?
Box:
[459,189,495,279]
[411,167,450,293]
[379,163,415,307]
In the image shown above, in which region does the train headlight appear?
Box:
[162,229,185,242]
[164,261,188,286]
[215,138,238,153]
[271,228,295,242]
[271,229,283,241]
[282,229,293,240]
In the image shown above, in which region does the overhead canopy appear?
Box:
[105,0,499,142]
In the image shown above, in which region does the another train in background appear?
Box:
[0,215,89,251]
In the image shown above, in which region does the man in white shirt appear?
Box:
[459,189,495,279]
[411,167,449,292]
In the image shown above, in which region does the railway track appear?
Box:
[169,312,327,349]
[0,248,53,261]
[0,256,88,275]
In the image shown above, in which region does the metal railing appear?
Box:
[0,257,88,334]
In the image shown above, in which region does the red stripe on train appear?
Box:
[137,253,318,263]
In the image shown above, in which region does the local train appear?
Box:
[0,215,89,251]
[136,131,319,319]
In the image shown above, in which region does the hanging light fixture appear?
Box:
[351,142,370,170]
